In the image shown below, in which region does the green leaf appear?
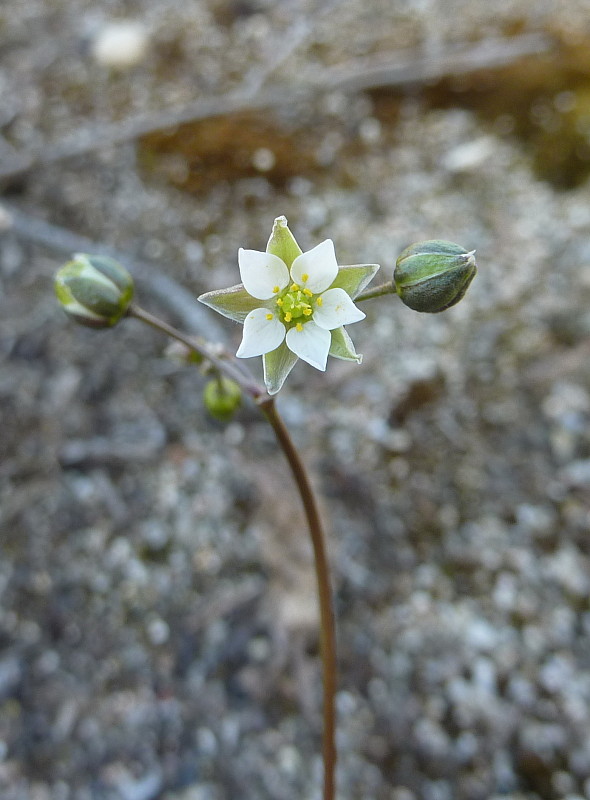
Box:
[266,216,303,269]
[329,327,362,363]
[263,341,299,394]
[198,284,267,323]
[330,264,380,298]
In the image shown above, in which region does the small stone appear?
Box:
[196,727,217,757]
[465,619,500,652]
[515,503,556,537]
[560,459,590,488]
[278,745,302,775]
[146,618,169,646]
[390,789,416,800]
[423,779,453,800]
[543,545,589,596]
[0,657,20,698]
[0,204,13,231]
[553,770,575,794]
[251,147,276,172]
[91,21,149,69]
[441,137,495,172]
[359,117,382,145]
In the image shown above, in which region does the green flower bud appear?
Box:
[394,240,477,313]
[54,253,134,328]
[203,377,242,422]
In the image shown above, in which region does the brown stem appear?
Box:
[259,398,337,800]
[128,304,338,799]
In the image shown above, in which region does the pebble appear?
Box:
[90,21,150,69]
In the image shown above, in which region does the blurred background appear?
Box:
[2,1,590,798]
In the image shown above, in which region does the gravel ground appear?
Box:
[2,1,590,799]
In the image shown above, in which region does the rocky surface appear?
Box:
[2,1,590,798]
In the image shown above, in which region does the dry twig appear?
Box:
[0,33,552,182]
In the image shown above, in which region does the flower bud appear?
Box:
[394,240,477,313]
[203,377,242,422]
[54,253,134,328]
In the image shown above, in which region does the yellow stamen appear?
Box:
[290,283,300,292]
[316,296,323,306]
[303,307,312,316]
[303,288,313,297]
[272,285,280,294]
[266,313,274,320]
[276,298,283,306]
[284,312,292,322]
[301,273,309,282]
[296,322,303,331]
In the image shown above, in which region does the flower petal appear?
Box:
[290,240,338,294]
[329,327,362,363]
[198,283,267,323]
[236,308,285,358]
[263,341,299,395]
[312,288,365,330]
[330,264,380,299]
[238,249,289,299]
[285,321,331,371]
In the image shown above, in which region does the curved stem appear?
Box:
[258,398,337,800]
[128,304,337,800]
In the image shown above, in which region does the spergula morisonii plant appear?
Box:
[54,216,477,800]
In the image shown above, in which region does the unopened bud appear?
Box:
[54,254,134,328]
[394,240,477,313]
[203,377,242,422]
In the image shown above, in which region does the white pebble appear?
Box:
[251,147,276,172]
[91,21,149,69]
[440,137,495,172]
[147,618,169,646]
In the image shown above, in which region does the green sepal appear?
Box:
[64,276,123,318]
[263,341,299,395]
[80,254,134,294]
[329,327,362,363]
[330,264,380,299]
[266,216,303,269]
[198,284,269,323]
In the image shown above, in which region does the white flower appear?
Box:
[198,217,379,394]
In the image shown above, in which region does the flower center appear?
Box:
[276,283,321,329]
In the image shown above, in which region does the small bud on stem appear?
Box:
[203,377,242,421]
[54,254,134,328]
